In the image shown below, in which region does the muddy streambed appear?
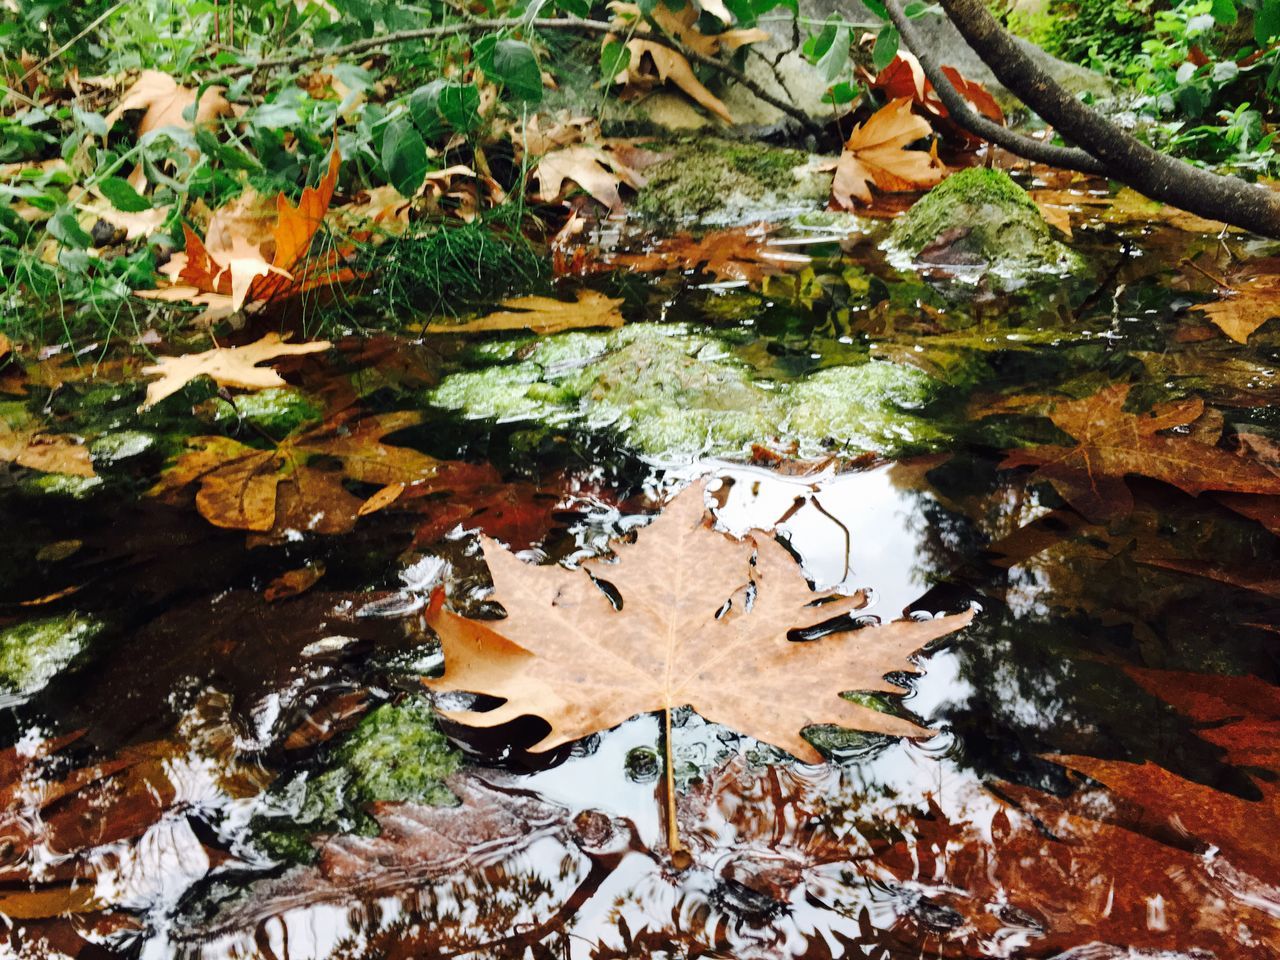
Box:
[1,202,1278,959]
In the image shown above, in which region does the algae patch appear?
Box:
[0,613,103,698]
[888,168,1079,285]
[634,138,830,223]
[429,323,943,460]
[254,696,460,860]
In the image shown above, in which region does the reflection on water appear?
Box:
[1,216,1279,959]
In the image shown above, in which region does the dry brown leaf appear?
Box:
[104,69,232,136]
[149,412,438,534]
[138,332,331,410]
[614,39,735,124]
[81,198,172,241]
[1001,383,1280,520]
[426,483,973,763]
[861,52,1005,148]
[829,98,947,208]
[532,145,645,213]
[424,289,624,335]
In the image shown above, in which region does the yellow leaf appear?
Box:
[1200,273,1280,343]
[138,332,331,410]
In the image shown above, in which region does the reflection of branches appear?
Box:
[775,492,852,583]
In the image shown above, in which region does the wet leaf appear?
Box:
[138,332,331,410]
[425,290,624,335]
[1198,259,1280,343]
[149,411,437,534]
[0,420,95,478]
[264,562,326,602]
[1000,383,1280,520]
[829,98,947,208]
[426,483,973,763]
[592,225,810,283]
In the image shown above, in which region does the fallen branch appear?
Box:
[881,0,1105,176]
[228,16,823,137]
[932,0,1280,238]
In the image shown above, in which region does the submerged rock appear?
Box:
[254,695,461,861]
[429,324,942,460]
[0,613,103,698]
[887,168,1079,286]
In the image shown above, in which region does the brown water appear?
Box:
[0,206,1278,959]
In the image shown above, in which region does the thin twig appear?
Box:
[225,16,823,136]
[662,705,690,868]
[20,0,132,84]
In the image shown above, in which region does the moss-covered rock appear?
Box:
[254,696,461,861]
[633,138,830,223]
[0,613,103,697]
[208,387,322,435]
[887,168,1079,286]
[429,323,943,460]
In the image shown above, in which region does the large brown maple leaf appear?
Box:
[425,484,973,765]
[1000,384,1280,520]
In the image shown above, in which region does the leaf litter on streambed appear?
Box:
[2,195,1280,958]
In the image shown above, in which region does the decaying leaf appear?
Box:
[829,99,947,209]
[0,419,95,477]
[135,151,353,315]
[1198,260,1280,343]
[426,484,973,763]
[425,289,624,335]
[149,411,438,534]
[264,562,326,602]
[590,225,810,284]
[1001,383,1280,520]
[138,332,331,410]
[104,69,233,136]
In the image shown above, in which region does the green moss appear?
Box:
[253,696,460,861]
[209,387,322,435]
[783,364,944,453]
[429,324,944,460]
[633,138,829,222]
[0,614,103,697]
[888,168,1079,285]
[90,430,155,463]
[22,473,103,497]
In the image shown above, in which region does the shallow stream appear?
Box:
[1,193,1278,958]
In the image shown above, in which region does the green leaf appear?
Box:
[1211,0,1238,23]
[815,26,851,82]
[47,208,92,249]
[489,39,543,103]
[99,177,151,212]
[410,80,482,138]
[601,40,632,81]
[862,0,888,19]
[872,25,900,71]
[381,119,430,196]
[903,1,928,16]
[822,80,861,104]
[1257,0,1280,41]
[557,0,590,15]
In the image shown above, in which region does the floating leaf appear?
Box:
[138,333,331,410]
[425,290,624,335]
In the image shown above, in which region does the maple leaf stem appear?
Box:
[662,705,691,870]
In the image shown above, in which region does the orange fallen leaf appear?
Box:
[136,151,353,314]
[424,289,624,335]
[829,98,947,208]
[863,52,1004,147]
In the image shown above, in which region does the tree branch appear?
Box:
[933,0,1280,238]
[227,16,823,136]
[881,0,1105,176]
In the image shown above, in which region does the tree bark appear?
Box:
[917,0,1280,237]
